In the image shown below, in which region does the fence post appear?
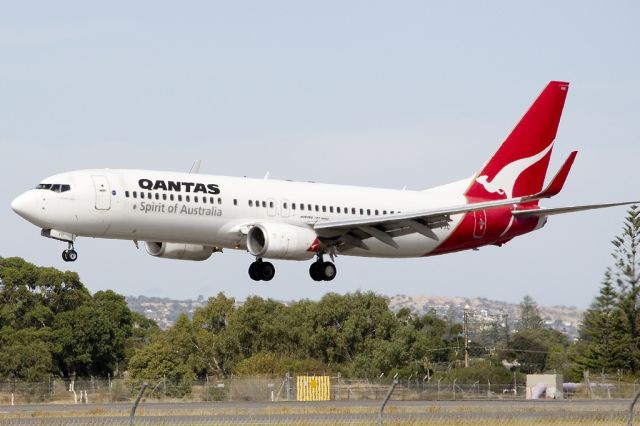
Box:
[628,386,640,426]
[378,379,398,426]
[130,382,148,426]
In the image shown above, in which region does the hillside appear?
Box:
[127,294,583,340]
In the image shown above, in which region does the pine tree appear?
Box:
[517,295,544,330]
[611,205,640,372]
[576,268,630,372]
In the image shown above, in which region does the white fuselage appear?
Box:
[12,169,470,259]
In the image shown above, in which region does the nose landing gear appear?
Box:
[62,243,78,262]
[249,258,275,281]
[309,255,337,281]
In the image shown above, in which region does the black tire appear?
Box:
[260,262,275,281]
[309,262,322,281]
[67,250,78,262]
[321,261,337,281]
[248,262,261,281]
[62,250,69,262]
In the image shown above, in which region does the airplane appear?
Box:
[10,81,637,282]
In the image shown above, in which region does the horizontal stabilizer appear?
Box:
[512,201,639,219]
[521,151,577,202]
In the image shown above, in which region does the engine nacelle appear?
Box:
[145,242,215,261]
[246,223,318,260]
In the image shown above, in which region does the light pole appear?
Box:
[463,304,470,368]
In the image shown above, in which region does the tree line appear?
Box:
[0,206,638,387]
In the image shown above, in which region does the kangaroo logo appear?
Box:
[475,142,554,198]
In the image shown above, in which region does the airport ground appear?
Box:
[0,399,634,425]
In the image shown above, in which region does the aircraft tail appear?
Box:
[465,81,570,201]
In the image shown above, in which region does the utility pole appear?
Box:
[464,304,470,368]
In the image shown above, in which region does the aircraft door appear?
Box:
[91,175,111,210]
[473,209,487,239]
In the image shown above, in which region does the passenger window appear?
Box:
[352,208,356,214]
[330,206,334,213]
[178,195,182,202]
[155,193,160,200]
[133,191,137,198]
[170,194,174,201]
[218,198,222,205]
[203,197,207,204]
[186,195,191,202]
[336,207,341,213]
[255,200,259,207]
[283,202,288,209]
[383,210,387,215]
[249,200,253,207]
[270,201,274,208]
[322,206,326,213]
[360,209,364,215]
[300,204,305,211]
[262,201,266,208]
[210,197,214,204]
[367,209,371,215]
[194,196,199,203]
[233,199,238,206]
[125,191,130,198]
[315,205,319,212]
[162,194,167,201]
[292,203,296,210]
[141,192,145,199]
[375,210,378,215]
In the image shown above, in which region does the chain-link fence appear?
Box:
[1,377,638,425]
[1,375,640,404]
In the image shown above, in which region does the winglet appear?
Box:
[189,160,202,174]
[524,151,577,201]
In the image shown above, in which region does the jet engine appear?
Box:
[246,223,318,260]
[144,242,215,261]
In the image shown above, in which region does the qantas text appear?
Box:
[138,179,220,194]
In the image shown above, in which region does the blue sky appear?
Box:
[1,1,639,307]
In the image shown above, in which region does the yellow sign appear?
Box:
[296,376,330,401]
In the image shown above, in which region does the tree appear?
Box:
[575,268,630,372]
[517,295,544,330]
[576,206,640,374]
[610,206,640,372]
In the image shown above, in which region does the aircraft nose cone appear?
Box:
[11,193,29,217]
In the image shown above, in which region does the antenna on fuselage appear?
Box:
[189,160,202,174]
[264,171,270,180]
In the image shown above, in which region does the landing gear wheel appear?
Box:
[62,250,69,262]
[249,259,276,281]
[249,262,261,281]
[309,262,322,281]
[320,261,336,281]
[309,259,337,281]
[66,250,78,262]
[260,262,275,281]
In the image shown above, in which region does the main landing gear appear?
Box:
[62,242,78,262]
[309,256,337,282]
[249,258,275,281]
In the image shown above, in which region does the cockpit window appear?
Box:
[35,183,71,193]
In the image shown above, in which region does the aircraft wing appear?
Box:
[511,201,639,219]
[313,194,545,250]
